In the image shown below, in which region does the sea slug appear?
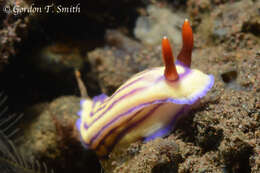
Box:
[76,19,214,157]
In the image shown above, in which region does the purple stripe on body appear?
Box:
[90,94,108,117]
[90,101,96,117]
[88,74,165,128]
[93,76,145,115]
[88,87,146,128]
[94,109,144,151]
[76,76,151,137]
[88,99,176,147]
[109,76,145,99]
[107,104,162,152]
[96,104,163,156]
[84,122,89,129]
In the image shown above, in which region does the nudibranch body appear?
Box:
[76,19,214,157]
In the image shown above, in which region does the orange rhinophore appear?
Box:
[177,19,193,67]
[162,36,179,81]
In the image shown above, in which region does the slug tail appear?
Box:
[76,94,108,149]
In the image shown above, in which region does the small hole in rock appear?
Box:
[221,71,237,83]
[152,162,178,173]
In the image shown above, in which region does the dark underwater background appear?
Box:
[0,0,259,173]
